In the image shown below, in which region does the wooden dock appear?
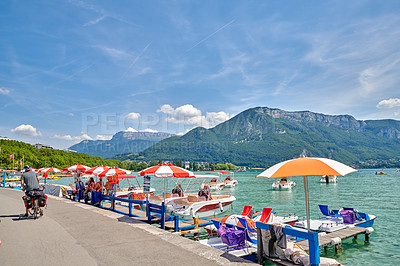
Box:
[165,216,226,231]
[295,226,368,251]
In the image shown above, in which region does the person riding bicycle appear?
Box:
[21,165,42,217]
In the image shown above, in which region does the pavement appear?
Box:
[0,188,254,266]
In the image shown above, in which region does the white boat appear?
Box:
[167,193,236,220]
[220,171,238,188]
[202,178,225,190]
[272,178,296,190]
[320,175,337,183]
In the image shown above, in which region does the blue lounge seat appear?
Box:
[319,204,334,216]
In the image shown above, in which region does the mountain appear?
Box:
[0,139,122,170]
[69,131,175,158]
[118,107,400,168]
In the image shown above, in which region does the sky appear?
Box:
[1,0,400,149]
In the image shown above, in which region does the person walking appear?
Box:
[20,165,42,217]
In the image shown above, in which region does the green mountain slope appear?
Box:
[0,139,122,170]
[119,107,400,168]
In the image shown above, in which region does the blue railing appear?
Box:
[256,221,320,265]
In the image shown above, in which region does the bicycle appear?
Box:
[29,195,42,219]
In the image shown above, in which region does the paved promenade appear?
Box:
[0,188,253,266]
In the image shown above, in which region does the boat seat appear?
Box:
[198,196,207,201]
[259,208,273,223]
[162,193,172,198]
[241,205,253,217]
[319,205,334,216]
[188,195,198,202]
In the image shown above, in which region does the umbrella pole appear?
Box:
[163,177,166,227]
[303,176,311,231]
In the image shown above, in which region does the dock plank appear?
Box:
[295,227,367,251]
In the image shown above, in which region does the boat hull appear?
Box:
[168,196,236,220]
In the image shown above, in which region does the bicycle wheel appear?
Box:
[33,200,38,219]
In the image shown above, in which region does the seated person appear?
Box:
[85,177,95,194]
[93,177,103,192]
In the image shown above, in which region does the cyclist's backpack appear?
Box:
[23,195,32,209]
[39,194,48,207]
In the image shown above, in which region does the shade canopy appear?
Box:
[139,164,193,178]
[85,165,110,175]
[257,157,357,178]
[38,167,62,173]
[63,164,90,172]
[97,167,131,177]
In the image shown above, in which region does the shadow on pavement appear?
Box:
[117,215,146,225]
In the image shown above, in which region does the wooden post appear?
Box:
[354,234,357,240]
[194,218,199,237]
[257,227,263,265]
[335,243,342,254]
[324,246,328,252]
[365,233,370,242]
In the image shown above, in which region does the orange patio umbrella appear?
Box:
[257,157,357,231]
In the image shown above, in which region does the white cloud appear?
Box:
[0,87,10,95]
[377,98,400,109]
[158,104,232,128]
[94,135,112,140]
[143,128,158,133]
[124,127,138,132]
[125,112,141,120]
[157,104,175,114]
[176,132,184,136]
[52,133,93,141]
[206,112,233,125]
[68,113,74,117]
[11,124,42,137]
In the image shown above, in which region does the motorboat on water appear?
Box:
[220,171,238,188]
[272,178,296,190]
[293,204,376,233]
[375,171,387,175]
[320,175,338,183]
[202,177,225,190]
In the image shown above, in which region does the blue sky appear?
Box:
[1,0,400,149]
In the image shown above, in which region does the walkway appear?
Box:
[0,188,253,265]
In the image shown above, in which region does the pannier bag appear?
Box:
[22,195,32,209]
[39,195,48,207]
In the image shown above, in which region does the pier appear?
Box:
[0,188,252,265]
[295,226,371,253]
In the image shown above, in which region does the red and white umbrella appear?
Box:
[139,164,193,225]
[98,167,131,177]
[38,167,62,173]
[35,167,46,173]
[139,164,193,178]
[63,164,90,172]
[85,165,110,175]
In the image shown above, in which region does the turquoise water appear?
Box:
[50,169,399,265]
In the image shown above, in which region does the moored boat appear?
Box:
[219,171,238,188]
[272,178,296,190]
[167,193,236,220]
[320,175,338,183]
